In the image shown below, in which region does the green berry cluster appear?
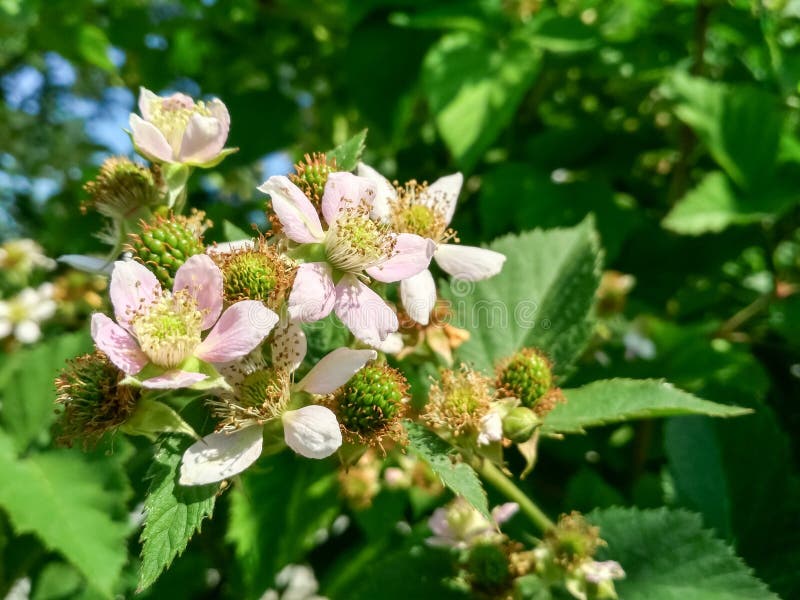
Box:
[223,252,278,303]
[337,365,406,434]
[289,152,338,206]
[497,348,553,408]
[128,215,205,287]
[466,543,512,592]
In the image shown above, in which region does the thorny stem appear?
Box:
[473,457,555,533]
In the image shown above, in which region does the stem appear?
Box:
[474,458,555,533]
[716,291,773,338]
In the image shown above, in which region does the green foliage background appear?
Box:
[1,0,799,598]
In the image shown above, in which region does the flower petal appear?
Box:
[400,269,437,326]
[373,332,404,354]
[356,162,397,222]
[141,370,209,389]
[91,313,148,375]
[258,176,324,243]
[173,254,223,330]
[296,347,377,394]
[272,321,307,373]
[366,233,435,283]
[434,244,506,282]
[334,274,398,345]
[477,411,503,446]
[208,98,230,142]
[491,502,519,526]
[287,262,336,323]
[206,239,254,255]
[137,87,159,121]
[109,259,161,330]
[321,172,377,225]
[57,254,114,275]
[282,405,342,459]
[195,301,278,363]
[130,114,174,163]
[420,172,463,227]
[178,113,226,165]
[179,425,263,486]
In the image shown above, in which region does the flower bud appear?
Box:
[55,351,138,447]
[333,364,408,447]
[127,211,209,287]
[83,157,163,223]
[289,152,338,208]
[496,348,553,408]
[502,406,540,444]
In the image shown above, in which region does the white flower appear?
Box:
[179,323,376,485]
[0,283,57,344]
[260,564,327,600]
[426,497,518,549]
[477,409,503,446]
[357,163,506,325]
[566,560,625,600]
[0,238,56,276]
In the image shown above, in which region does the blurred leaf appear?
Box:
[544,379,751,434]
[422,30,542,170]
[668,73,782,191]
[0,434,129,597]
[443,218,601,377]
[326,129,368,172]
[222,220,251,242]
[405,421,489,519]
[0,331,92,453]
[226,452,340,596]
[78,25,116,73]
[138,436,217,592]
[528,12,598,53]
[589,507,778,599]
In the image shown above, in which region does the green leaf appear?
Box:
[404,421,490,519]
[442,218,601,377]
[589,507,778,599]
[138,436,217,592]
[422,30,541,169]
[326,129,367,171]
[78,25,116,73]
[543,379,751,434]
[528,12,598,54]
[222,219,251,242]
[663,171,798,235]
[226,452,340,596]
[0,434,129,596]
[667,73,782,191]
[0,331,92,453]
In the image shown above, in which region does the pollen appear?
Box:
[325,205,396,274]
[424,365,494,439]
[390,180,454,243]
[131,291,203,368]
[213,367,291,429]
[149,94,212,152]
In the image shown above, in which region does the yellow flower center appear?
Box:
[149,94,212,153]
[390,181,453,242]
[132,291,203,368]
[325,207,395,273]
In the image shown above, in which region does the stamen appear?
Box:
[324,202,396,274]
[149,94,213,153]
[390,180,456,243]
[131,290,203,368]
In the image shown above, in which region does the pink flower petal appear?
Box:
[366,233,435,283]
[195,301,278,363]
[272,321,307,372]
[334,274,398,345]
[400,269,437,326]
[296,347,377,394]
[420,172,463,227]
[179,425,264,485]
[287,262,336,323]
[109,260,161,330]
[91,313,148,375]
[130,114,174,163]
[141,370,209,389]
[356,162,397,223]
[258,176,324,243]
[434,244,506,282]
[178,114,226,164]
[208,98,230,141]
[173,254,223,330]
[321,172,377,226]
[137,87,158,121]
[491,502,519,526]
[282,405,342,459]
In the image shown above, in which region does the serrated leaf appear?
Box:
[138,435,217,591]
[405,421,490,519]
[589,507,778,599]
[0,433,129,596]
[0,331,92,452]
[326,129,367,171]
[442,217,601,377]
[543,379,751,434]
[226,452,340,596]
[422,30,542,169]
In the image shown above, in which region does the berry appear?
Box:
[497,348,553,408]
[336,365,407,435]
[289,152,338,207]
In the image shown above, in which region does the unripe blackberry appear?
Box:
[83,156,163,221]
[334,364,408,446]
[496,348,553,408]
[466,543,512,592]
[289,152,338,207]
[55,351,138,448]
[545,512,603,570]
[127,211,208,287]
